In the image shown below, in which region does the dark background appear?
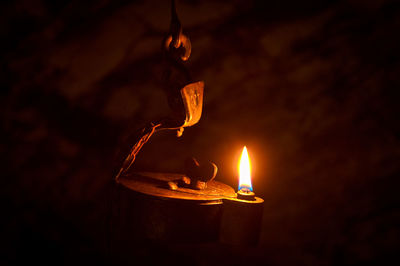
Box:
[1,0,400,265]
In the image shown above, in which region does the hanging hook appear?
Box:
[164,0,191,61]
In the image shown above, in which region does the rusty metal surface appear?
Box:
[119,172,235,202]
[181,81,204,127]
[110,182,224,246]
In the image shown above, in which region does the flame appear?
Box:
[238,146,252,192]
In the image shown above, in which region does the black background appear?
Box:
[1,0,400,265]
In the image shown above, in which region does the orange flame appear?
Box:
[238,146,252,191]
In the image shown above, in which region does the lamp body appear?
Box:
[108,172,264,258]
[109,172,235,256]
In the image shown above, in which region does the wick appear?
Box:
[237,189,256,201]
[240,188,252,193]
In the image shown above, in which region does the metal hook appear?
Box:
[164,0,191,61]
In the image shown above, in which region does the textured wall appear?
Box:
[2,0,400,265]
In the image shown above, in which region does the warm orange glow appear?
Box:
[238,146,252,191]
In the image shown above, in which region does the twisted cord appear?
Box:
[115,123,161,181]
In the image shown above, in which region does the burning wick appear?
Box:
[237,146,256,201]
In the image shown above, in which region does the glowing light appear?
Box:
[238,146,252,192]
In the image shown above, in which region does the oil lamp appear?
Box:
[108,1,264,256]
